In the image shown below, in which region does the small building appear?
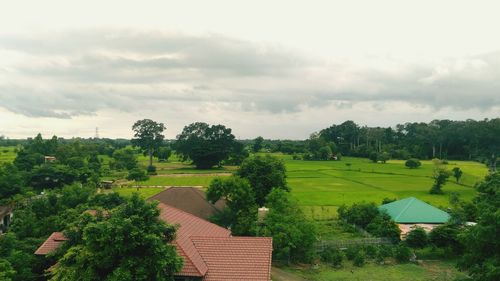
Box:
[379,197,450,239]
[44,156,57,163]
[0,205,13,234]
[148,187,226,220]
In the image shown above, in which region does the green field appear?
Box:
[0,146,17,164]
[280,260,466,281]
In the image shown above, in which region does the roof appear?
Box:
[34,232,68,255]
[0,205,13,218]
[35,204,272,280]
[379,197,450,223]
[191,236,273,281]
[148,187,226,220]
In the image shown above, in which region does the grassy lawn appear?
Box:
[0,146,17,164]
[281,260,467,281]
[127,175,223,187]
[112,187,166,198]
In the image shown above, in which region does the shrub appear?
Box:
[320,246,344,267]
[364,245,377,258]
[366,213,401,242]
[338,202,379,228]
[381,198,397,205]
[353,250,366,267]
[395,245,412,263]
[405,158,421,169]
[428,224,462,253]
[405,227,428,248]
[127,168,149,181]
[378,245,394,258]
[345,246,360,261]
[147,165,157,175]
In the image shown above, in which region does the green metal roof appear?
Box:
[379,197,450,223]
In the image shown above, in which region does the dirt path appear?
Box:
[271,267,308,281]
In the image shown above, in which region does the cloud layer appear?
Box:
[0,30,499,138]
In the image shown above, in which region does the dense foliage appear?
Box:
[237,155,288,206]
[50,194,182,281]
[131,119,166,168]
[175,122,237,169]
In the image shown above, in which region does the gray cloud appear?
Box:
[0,30,499,119]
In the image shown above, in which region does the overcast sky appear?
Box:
[1,0,499,139]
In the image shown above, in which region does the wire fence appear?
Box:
[316,237,394,252]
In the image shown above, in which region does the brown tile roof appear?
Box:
[148,187,226,220]
[35,203,272,280]
[191,236,273,281]
[34,232,68,255]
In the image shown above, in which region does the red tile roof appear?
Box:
[35,203,272,280]
[34,232,68,255]
[191,236,273,281]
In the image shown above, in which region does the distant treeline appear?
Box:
[1,118,499,162]
[243,119,500,163]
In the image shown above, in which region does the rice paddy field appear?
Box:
[0,146,17,164]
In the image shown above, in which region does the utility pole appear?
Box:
[95,127,99,139]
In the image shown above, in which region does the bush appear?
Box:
[364,245,377,258]
[405,227,428,248]
[405,158,421,169]
[345,246,360,261]
[127,168,149,181]
[394,245,412,263]
[320,246,344,267]
[353,250,366,267]
[146,165,157,175]
[428,224,462,253]
[366,213,401,242]
[338,202,379,228]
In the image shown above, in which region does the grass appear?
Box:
[281,260,467,281]
[127,175,223,187]
[0,146,17,164]
[112,187,166,199]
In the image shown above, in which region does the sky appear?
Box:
[0,0,499,139]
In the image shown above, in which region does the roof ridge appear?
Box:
[395,197,415,221]
[158,202,230,233]
[175,240,207,276]
[189,187,221,213]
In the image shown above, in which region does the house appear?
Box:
[379,197,450,239]
[148,187,226,220]
[35,203,273,281]
[0,205,13,234]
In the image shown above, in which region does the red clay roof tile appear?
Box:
[34,232,68,255]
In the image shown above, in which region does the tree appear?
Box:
[49,194,182,281]
[458,173,500,281]
[28,164,79,191]
[338,202,379,228]
[127,168,149,182]
[318,146,333,160]
[405,227,428,248]
[237,155,288,206]
[430,168,451,194]
[260,189,317,263]
[110,148,137,171]
[369,151,378,163]
[175,122,236,169]
[320,246,344,267]
[252,136,264,153]
[429,224,461,251]
[366,213,401,242]
[452,167,463,183]
[394,245,412,263]
[378,152,390,163]
[0,259,16,281]
[206,177,257,235]
[0,164,24,201]
[154,147,172,162]
[405,158,421,169]
[132,119,166,168]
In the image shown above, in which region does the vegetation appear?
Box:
[50,194,182,281]
[405,227,428,249]
[131,119,166,168]
[175,122,238,169]
[405,158,421,169]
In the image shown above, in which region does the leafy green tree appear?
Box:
[394,244,412,263]
[458,173,500,281]
[452,167,463,183]
[430,167,451,194]
[28,164,78,191]
[260,189,317,263]
[206,177,257,235]
[127,168,149,182]
[252,136,264,153]
[369,151,378,163]
[49,194,182,281]
[338,202,379,228]
[224,141,249,165]
[175,122,236,169]
[154,147,172,162]
[378,152,390,163]
[405,158,421,169]
[0,258,16,281]
[237,155,288,206]
[366,213,401,242]
[0,164,24,201]
[318,146,333,160]
[353,250,366,267]
[110,148,138,171]
[429,224,461,252]
[405,227,428,248]
[132,119,166,168]
[320,246,344,267]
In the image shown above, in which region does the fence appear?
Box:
[316,237,394,252]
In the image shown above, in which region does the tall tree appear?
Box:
[237,155,288,206]
[175,122,236,169]
[252,136,264,153]
[132,119,166,168]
